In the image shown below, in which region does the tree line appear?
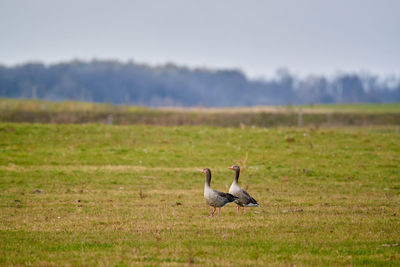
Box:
[0,60,399,106]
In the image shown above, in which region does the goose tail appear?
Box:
[246,203,260,207]
[246,197,259,207]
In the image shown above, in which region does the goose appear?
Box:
[201,168,238,217]
[228,165,259,214]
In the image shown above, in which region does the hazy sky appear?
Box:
[0,0,399,78]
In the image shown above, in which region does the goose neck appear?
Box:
[234,169,240,183]
[205,172,211,187]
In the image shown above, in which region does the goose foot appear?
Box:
[209,207,216,217]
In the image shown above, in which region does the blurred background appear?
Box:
[0,0,399,107]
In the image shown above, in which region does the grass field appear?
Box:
[1,99,400,127]
[0,123,399,266]
[2,98,400,113]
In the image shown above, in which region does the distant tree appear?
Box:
[296,76,334,104]
[333,75,366,103]
[0,60,399,106]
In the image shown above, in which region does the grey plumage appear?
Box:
[228,165,259,207]
[205,189,238,207]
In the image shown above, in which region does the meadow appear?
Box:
[1,99,400,127]
[0,122,399,266]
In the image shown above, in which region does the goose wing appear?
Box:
[206,189,238,207]
[215,190,238,202]
[236,187,259,206]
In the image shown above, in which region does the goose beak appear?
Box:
[228,166,234,170]
[199,169,204,173]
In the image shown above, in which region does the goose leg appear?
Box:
[210,207,216,217]
[237,206,240,215]
[217,207,221,216]
[244,207,247,214]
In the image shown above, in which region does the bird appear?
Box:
[228,165,259,214]
[200,168,238,217]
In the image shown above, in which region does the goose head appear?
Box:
[228,165,240,171]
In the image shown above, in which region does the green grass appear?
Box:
[0,98,151,112]
[2,98,400,114]
[299,103,400,114]
[1,98,400,127]
[0,123,399,266]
